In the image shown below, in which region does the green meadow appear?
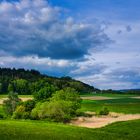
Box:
[81,95,140,114]
[0,119,139,140]
[0,93,140,140]
[81,100,140,114]
[80,93,138,98]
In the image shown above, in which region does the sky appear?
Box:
[0,0,140,90]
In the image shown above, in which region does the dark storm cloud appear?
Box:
[0,0,111,60]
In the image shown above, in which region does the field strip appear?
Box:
[0,97,33,104]
[131,96,140,99]
[81,96,140,100]
[81,96,117,100]
[70,112,140,128]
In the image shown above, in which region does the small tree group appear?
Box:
[3,87,82,122]
[3,92,21,116]
[33,84,56,101]
[31,87,81,122]
[12,100,35,119]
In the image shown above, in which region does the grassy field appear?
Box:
[81,98,140,114]
[80,93,140,114]
[0,93,140,139]
[0,119,139,140]
[80,93,138,98]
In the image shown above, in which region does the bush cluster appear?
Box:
[12,100,36,119]
[3,87,82,122]
[3,92,21,116]
[31,88,81,122]
[98,107,109,115]
[0,114,5,119]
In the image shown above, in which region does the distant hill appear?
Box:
[0,67,99,94]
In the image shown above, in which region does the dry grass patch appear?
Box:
[70,112,140,128]
[0,97,33,104]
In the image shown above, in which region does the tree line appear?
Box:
[0,68,98,95]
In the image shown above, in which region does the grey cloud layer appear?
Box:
[0,0,110,59]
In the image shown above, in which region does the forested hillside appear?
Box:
[0,68,99,94]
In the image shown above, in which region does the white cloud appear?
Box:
[0,0,110,60]
[75,20,140,89]
[0,55,71,67]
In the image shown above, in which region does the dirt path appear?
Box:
[0,98,7,105]
[81,96,116,100]
[70,112,140,128]
[0,97,32,104]
[131,96,140,99]
[19,97,33,101]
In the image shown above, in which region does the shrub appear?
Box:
[52,87,81,102]
[52,87,82,115]
[12,100,36,119]
[31,88,82,122]
[22,112,30,119]
[31,101,72,122]
[99,107,109,115]
[3,92,21,116]
[33,85,56,101]
[0,114,4,119]
[23,100,36,112]
[44,100,72,122]
[75,109,90,117]
[12,105,31,119]
[30,102,42,120]
[12,105,25,119]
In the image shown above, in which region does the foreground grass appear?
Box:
[0,119,139,140]
[81,98,140,114]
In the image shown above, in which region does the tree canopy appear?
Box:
[0,67,98,95]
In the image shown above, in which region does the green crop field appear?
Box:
[80,93,138,98]
[0,119,139,140]
[81,98,140,114]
